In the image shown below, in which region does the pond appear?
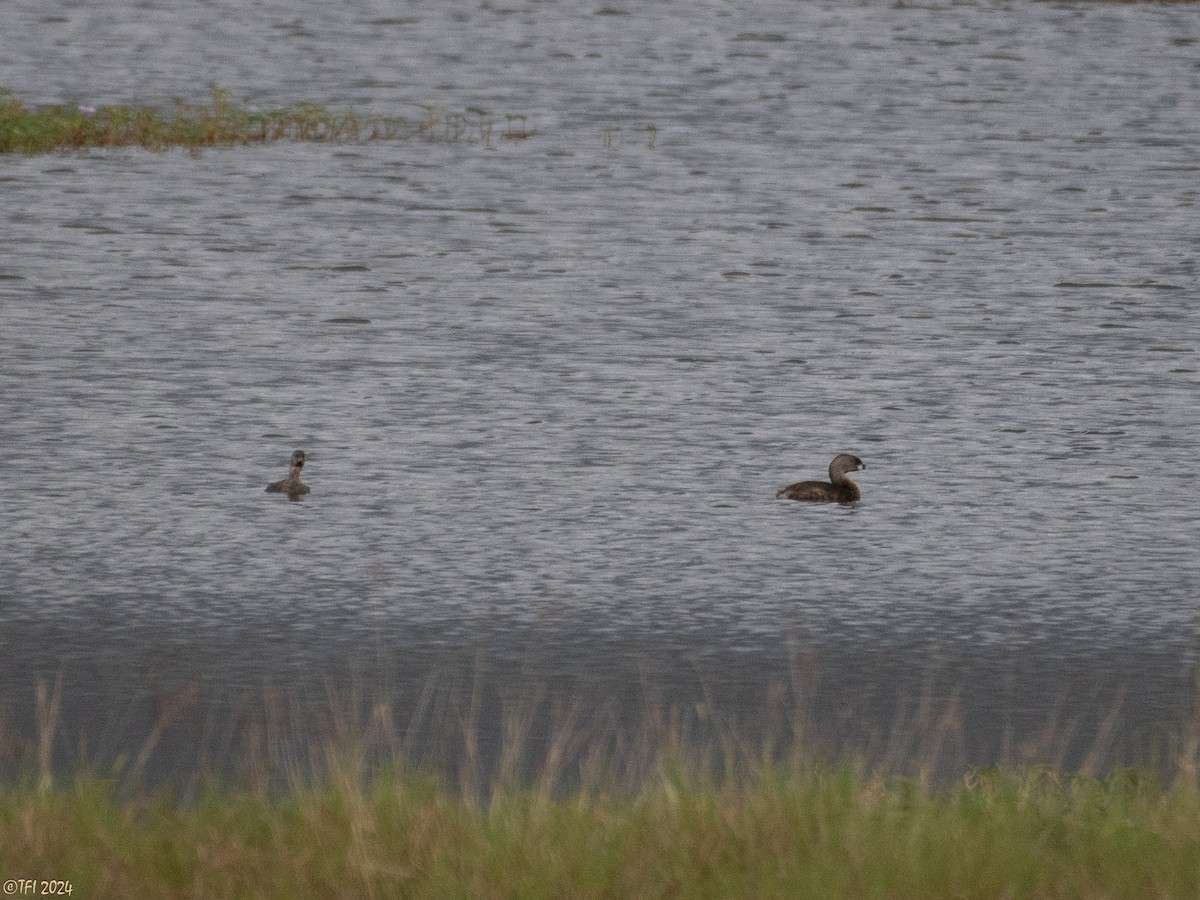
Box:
[2,0,1198,778]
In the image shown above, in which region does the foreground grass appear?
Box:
[7,669,1200,897]
[0,87,531,153]
[3,763,1200,898]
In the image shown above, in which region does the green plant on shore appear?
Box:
[3,761,1200,898]
[4,671,1200,898]
[0,87,512,153]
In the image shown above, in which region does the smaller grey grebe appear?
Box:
[776,453,865,503]
[266,449,310,499]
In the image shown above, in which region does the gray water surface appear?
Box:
[2,0,1199,773]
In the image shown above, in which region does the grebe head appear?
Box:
[829,454,865,477]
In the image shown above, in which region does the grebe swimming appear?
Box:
[776,454,865,503]
[266,449,310,499]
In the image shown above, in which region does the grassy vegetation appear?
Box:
[5,762,1200,898]
[4,675,1200,897]
[0,88,533,153]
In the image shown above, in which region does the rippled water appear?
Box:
[2,0,1199,770]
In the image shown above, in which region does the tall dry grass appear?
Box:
[3,659,1200,897]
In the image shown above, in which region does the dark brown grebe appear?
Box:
[266,449,310,499]
[776,453,865,503]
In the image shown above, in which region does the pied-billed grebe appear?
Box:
[266,449,310,499]
[776,453,865,503]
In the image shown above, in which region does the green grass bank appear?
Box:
[6,669,1200,897]
[4,763,1200,898]
[0,88,531,153]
